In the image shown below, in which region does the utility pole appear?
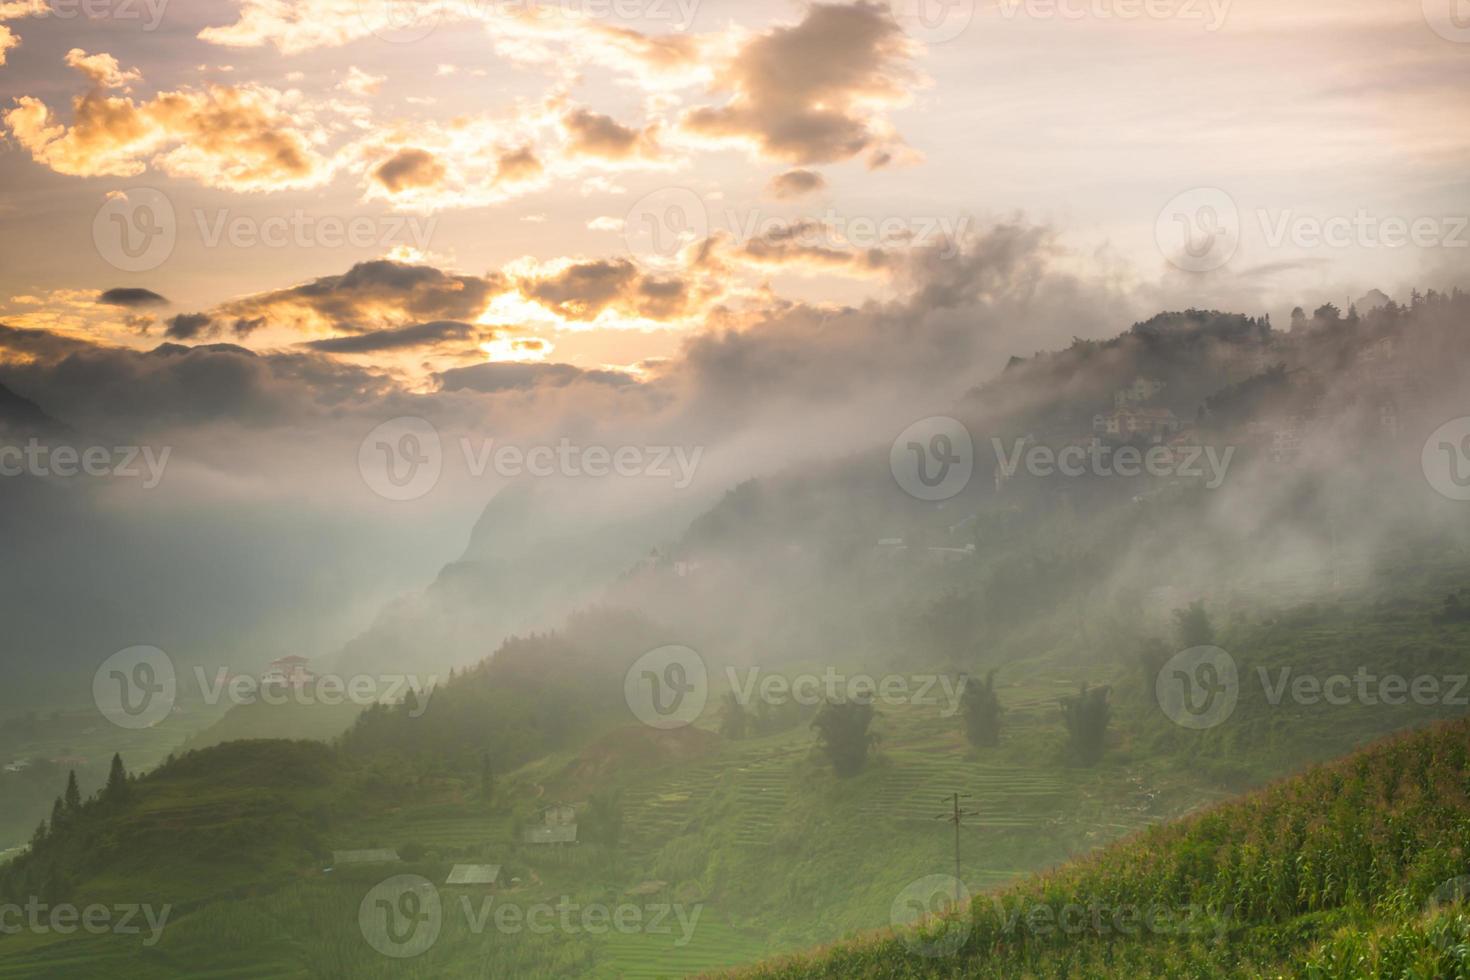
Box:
[935,792,979,906]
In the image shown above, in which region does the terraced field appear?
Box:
[598,916,770,979]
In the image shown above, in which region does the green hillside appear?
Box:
[728,718,1470,979]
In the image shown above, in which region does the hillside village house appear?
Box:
[525,802,579,844]
[261,655,315,686]
[1093,407,1184,440]
[1114,377,1166,406]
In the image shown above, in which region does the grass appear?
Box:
[4,577,1470,977]
[725,718,1470,978]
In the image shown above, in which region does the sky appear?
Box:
[0,0,1467,686]
[0,0,1467,387]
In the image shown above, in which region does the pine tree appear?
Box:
[103,753,131,806]
[63,770,82,814]
[961,669,1002,748]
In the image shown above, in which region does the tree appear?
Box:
[1173,600,1215,648]
[811,700,878,777]
[1290,307,1307,332]
[480,751,495,807]
[719,692,749,741]
[960,670,1002,748]
[103,754,130,807]
[1313,303,1342,327]
[585,791,624,849]
[1059,683,1111,766]
[63,770,81,814]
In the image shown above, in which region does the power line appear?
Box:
[934,791,980,905]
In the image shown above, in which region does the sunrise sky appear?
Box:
[0,0,1467,387]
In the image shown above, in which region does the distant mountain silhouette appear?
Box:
[0,380,63,435]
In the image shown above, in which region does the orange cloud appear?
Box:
[682,2,918,165]
[5,51,333,191]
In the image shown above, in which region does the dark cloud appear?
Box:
[496,145,543,184]
[98,287,169,308]
[682,2,915,165]
[436,361,635,393]
[166,312,214,340]
[302,320,481,353]
[562,107,658,161]
[518,259,692,321]
[373,148,446,193]
[766,169,826,200]
[218,260,506,333]
[0,326,395,431]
